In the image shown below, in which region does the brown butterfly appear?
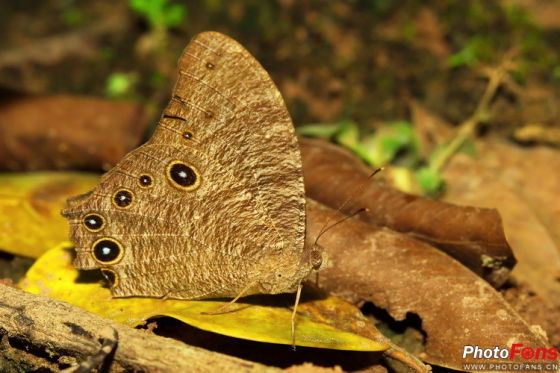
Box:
[61,32,323,307]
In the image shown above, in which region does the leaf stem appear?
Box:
[429,51,517,172]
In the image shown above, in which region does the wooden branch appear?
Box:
[0,284,279,372]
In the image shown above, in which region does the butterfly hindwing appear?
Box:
[62,32,309,299]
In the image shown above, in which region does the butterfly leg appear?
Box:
[200,281,258,315]
[291,283,303,350]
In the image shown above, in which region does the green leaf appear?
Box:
[164,3,187,27]
[334,121,361,148]
[415,167,445,197]
[360,121,419,167]
[448,40,479,68]
[299,120,419,168]
[377,121,418,164]
[130,0,186,28]
[335,121,378,166]
[105,73,136,98]
[296,123,342,138]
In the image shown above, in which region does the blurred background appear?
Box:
[1,0,560,195]
[2,0,559,127]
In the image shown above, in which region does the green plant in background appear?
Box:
[61,8,85,27]
[297,120,447,196]
[105,72,137,99]
[129,0,187,53]
[130,0,186,30]
[414,167,444,197]
[448,36,495,68]
[298,121,418,167]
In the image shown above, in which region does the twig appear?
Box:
[429,50,519,172]
[0,284,278,372]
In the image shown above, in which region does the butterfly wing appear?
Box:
[62,32,309,299]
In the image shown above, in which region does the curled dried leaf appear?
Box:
[300,137,515,287]
[306,198,552,370]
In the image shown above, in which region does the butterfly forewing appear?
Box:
[62,32,309,299]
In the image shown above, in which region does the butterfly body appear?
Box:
[62,32,321,300]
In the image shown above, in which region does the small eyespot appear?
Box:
[138,174,153,188]
[83,214,105,232]
[204,111,214,119]
[182,131,193,140]
[206,62,215,69]
[166,161,200,190]
[113,189,133,208]
[101,268,119,288]
[92,238,123,264]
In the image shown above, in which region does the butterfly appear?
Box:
[62,31,323,305]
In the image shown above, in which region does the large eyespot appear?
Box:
[182,131,193,140]
[112,189,134,208]
[166,161,200,190]
[100,268,119,288]
[92,238,123,264]
[83,213,105,232]
[138,174,153,188]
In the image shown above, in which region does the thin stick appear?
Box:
[430,50,518,172]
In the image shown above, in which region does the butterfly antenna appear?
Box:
[314,167,383,245]
[314,207,369,243]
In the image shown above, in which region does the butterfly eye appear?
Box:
[100,268,119,288]
[138,174,153,188]
[83,214,105,232]
[113,189,134,208]
[92,238,123,264]
[167,161,200,190]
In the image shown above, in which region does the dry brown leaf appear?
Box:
[443,140,560,343]
[307,199,553,370]
[0,94,147,171]
[300,137,515,287]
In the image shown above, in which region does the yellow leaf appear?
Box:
[20,245,389,351]
[0,172,99,258]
